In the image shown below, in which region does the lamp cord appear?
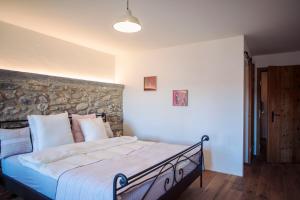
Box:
[127,0,129,11]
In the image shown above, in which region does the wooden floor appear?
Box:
[179,160,300,200]
[1,160,300,200]
[0,185,20,200]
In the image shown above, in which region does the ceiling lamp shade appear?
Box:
[113,0,141,33]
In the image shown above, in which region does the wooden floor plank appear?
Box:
[255,163,269,200]
[179,160,300,200]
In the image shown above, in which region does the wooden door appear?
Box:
[260,72,268,140]
[268,66,300,163]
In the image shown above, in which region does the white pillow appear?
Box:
[28,112,74,151]
[104,122,114,138]
[0,127,32,158]
[78,118,107,142]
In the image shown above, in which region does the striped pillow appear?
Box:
[0,127,32,159]
[104,122,114,138]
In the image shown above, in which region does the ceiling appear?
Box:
[0,0,299,55]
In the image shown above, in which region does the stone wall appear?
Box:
[0,69,124,136]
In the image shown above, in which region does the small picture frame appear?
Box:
[144,76,157,91]
[173,90,188,106]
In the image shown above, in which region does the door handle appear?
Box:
[272,111,280,122]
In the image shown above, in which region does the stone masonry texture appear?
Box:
[0,69,124,136]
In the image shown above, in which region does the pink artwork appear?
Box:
[173,90,188,106]
[144,76,157,91]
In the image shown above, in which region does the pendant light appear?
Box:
[113,0,141,33]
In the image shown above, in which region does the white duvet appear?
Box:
[18,136,197,200]
[19,136,153,179]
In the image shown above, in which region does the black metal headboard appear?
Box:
[0,113,106,129]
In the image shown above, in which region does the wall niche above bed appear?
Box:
[0,69,124,136]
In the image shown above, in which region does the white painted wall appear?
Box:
[0,20,245,176]
[0,21,115,83]
[252,51,300,155]
[116,36,245,176]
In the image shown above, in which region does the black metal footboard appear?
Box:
[113,135,209,200]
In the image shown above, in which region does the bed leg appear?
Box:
[199,139,205,189]
[200,170,203,188]
[199,154,203,188]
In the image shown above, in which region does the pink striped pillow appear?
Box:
[71,114,96,142]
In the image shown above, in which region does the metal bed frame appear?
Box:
[113,135,209,200]
[0,113,209,200]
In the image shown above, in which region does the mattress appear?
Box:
[2,155,57,199]
[2,154,199,200]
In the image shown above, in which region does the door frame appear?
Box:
[249,62,255,163]
[244,51,255,164]
[256,67,268,156]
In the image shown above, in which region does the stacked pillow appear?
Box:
[0,127,32,159]
[71,114,114,142]
[71,114,96,143]
[77,118,108,142]
[28,112,74,151]
[0,112,115,156]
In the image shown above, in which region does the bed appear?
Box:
[0,113,209,200]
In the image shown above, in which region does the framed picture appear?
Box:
[144,76,157,91]
[173,90,188,106]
